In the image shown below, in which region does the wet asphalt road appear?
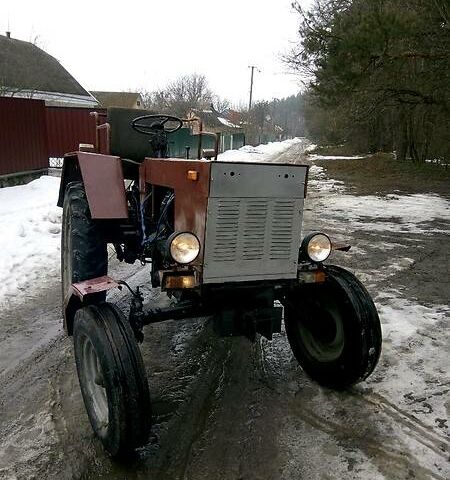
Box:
[0,142,448,480]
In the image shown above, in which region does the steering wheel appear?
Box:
[131,114,183,135]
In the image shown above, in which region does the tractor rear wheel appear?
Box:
[73,302,151,456]
[61,182,107,307]
[284,265,382,389]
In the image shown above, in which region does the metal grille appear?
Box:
[203,161,307,284]
[242,200,267,260]
[270,201,295,260]
[204,196,303,283]
[213,200,240,262]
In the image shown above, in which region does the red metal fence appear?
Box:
[0,97,48,176]
[0,97,106,176]
[46,106,105,158]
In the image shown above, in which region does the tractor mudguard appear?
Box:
[57,152,128,219]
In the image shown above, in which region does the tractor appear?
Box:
[58,108,382,457]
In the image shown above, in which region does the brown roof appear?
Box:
[91,91,143,109]
[0,34,90,96]
[222,108,245,126]
[190,108,242,133]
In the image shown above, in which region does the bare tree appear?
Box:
[211,96,231,114]
[142,74,214,117]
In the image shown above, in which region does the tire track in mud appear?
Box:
[0,334,69,479]
[0,252,240,480]
[258,329,450,479]
[75,321,235,480]
[357,390,450,456]
[287,397,447,480]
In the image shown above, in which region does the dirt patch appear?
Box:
[314,152,450,197]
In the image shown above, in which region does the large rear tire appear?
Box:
[284,265,382,389]
[61,181,107,306]
[73,302,151,457]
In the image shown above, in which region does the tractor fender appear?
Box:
[57,152,128,219]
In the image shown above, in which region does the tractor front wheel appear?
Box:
[61,181,107,310]
[73,302,151,457]
[284,265,382,389]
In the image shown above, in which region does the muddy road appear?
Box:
[0,143,448,480]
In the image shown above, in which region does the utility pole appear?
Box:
[248,65,258,111]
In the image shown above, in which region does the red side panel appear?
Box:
[78,152,128,219]
[142,158,211,267]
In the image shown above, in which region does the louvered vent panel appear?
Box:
[242,200,268,260]
[204,195,304,283]
[212,199,240,262]
[270,200,295,260]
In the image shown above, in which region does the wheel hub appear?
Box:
[81,335,109,429]
[299,305,345,362]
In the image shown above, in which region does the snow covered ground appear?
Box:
[309,164,450,235]
[218,137,306,162]
[309,154,367,161]
[0,176,61,307]
[0,140,448,479]
[297,159,450,479]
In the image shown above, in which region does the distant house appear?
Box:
[188,107,245,152]
[246,112,284,145]
[0,32,98,107]
[91,91,144,109]
[221,108,246,128]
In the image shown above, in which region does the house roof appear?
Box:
[91,91,143,109]
[0,34,90,96]
[190,108,242,132]
[221,108,245,126]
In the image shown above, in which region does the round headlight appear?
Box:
[303,233,332,262]
[169,232,200,264]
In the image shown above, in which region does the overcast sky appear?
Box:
[1,0,312,105]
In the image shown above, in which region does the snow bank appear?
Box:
[0,176,62,306]
[309,154,366,160]
[217,138,305,162]
[376,291,449,348]
[309,165,450,234]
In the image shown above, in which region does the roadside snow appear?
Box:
[309,154,367,161]
[310,165,450,235]
[218,137,304,162]
[0,176,61,306]
[279,153,450,478]
[376,291,449,349]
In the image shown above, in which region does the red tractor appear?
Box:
[58,108,382,457]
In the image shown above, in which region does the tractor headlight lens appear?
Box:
[303,233,332,263]
[169,232,200,264]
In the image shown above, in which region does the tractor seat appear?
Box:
[107,107,157,162]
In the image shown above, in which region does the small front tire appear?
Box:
[284,265,382,389]
[73,302,151,457]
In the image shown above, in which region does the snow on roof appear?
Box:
[217,116,240,128]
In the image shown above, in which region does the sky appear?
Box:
[1,0,312,105]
